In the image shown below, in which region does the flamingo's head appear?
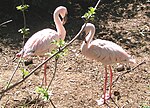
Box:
[82,23,95,34]
[57,6,68,25]
[80,23,96,43]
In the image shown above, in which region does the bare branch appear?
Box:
[94,0,101,9]
[112,60,146,85]
[0,20,12,27]
[46,58,58,91]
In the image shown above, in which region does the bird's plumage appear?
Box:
[81,23,135,65]
[80,23,135,105]
[16,6,68,86]
[17,29,59,57]
[81,39,135,65]
[17,6,67,58]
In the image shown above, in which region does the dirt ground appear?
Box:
[0,1,150,108]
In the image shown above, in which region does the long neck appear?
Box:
[81,26,95,52]
[85,26,95,44]
[53,12,66,40]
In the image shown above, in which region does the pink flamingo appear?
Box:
[16,6,68,85]
[80,23,135,105]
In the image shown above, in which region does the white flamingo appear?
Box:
[80,23,135,105]
[16,6,68,85]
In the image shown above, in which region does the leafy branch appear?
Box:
[0,0,29,101]
[36,39,67,101]
[35,87,50,101]
[81,0,101,21]
[16,0,30,45]
[46,39,68,59]
[16,4,29,12]
[21,68,29,78]
[82,7,96,21]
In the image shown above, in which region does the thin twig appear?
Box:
[110,97,119,108]
[50,99,56,108]
[21,0,26,28]
[94,0,101,9]
[35,74,44,106]
[46,58,58,108]
[46,58,58,91]
[0,20,12,27]
[105,102,111,108]
[0,58,22,100]
[3,97,9,108]
[21,0,27,46]
[112,60,146,85]
[34,59,57,107]
[7,58,22,87]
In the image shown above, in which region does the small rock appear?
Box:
[24,59,33,66]
[114,91,121,100]
[116,64,125,72]
[126,66,131,70]
[34,70,40,75]
[114,91,120,96]
[64,91,69,95]
[0,48,2,52]
[65,67,72,71]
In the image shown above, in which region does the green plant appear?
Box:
[16,0,30,81]
[16,0,30,45]
[16,4,29,12]
[82,7,96,21]
[21,68,29,78]
[46,39,68,59]
[18,28,30,36]
[35,87,50,101]
[36,39,68,101]
[141,105,150,108]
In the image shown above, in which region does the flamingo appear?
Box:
[80,23,135,105]
[16,6,68,85]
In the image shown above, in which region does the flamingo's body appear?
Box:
[81,23,135,105]
[16,6,68,85]
[17,29,59,57]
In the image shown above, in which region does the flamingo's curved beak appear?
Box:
[62,14,68,25]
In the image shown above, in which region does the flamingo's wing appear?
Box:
[17,28,59,57]
[89,39,134,64]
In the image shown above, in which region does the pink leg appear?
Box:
[103,66,108,104]
[96,66,108,105]
[109,65,113,98]
[43,57,47,86]
[97,66,113,106]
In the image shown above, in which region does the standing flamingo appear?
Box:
[16,6,68,85]
[80,23,135,105]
